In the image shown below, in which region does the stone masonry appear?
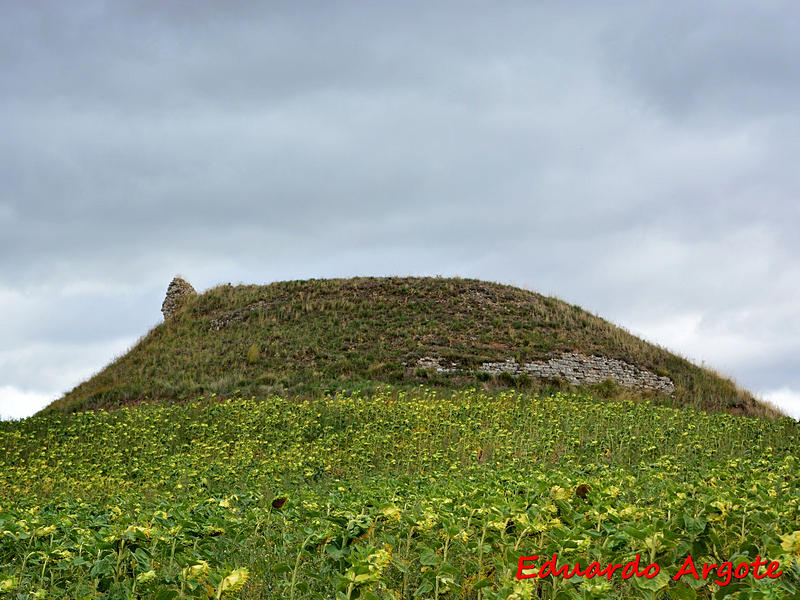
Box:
[161,276,196,320]
[416,352,675,394]
[416,356,460,373]
[480,352,674,393]
[210,299,270,331]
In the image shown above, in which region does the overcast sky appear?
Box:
[2,1,799,420]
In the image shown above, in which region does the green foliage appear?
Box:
[593,378,622,399]
[246,343,260,365]
[44,277,779,418]
[1,388,798,598]
[497,371,517,387]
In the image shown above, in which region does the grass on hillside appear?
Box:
[2,387,798,598]
[47,277,777,418]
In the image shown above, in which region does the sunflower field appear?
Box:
[1,388,798,599]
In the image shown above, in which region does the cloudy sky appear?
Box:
[2,1,799,420]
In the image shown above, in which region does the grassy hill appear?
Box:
[46,276,776,417]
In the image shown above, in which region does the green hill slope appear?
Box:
[46,276,777,417]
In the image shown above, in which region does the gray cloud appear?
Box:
[1,1,799,419]
[603,2,800,118]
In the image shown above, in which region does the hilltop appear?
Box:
[45,276,777,417]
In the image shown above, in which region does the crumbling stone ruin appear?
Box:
[161,276,196,320]
[210,299,271,331]
[416,352,675,394]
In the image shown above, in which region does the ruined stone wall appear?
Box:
[161,277,196,320]
[417,352,675,394]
